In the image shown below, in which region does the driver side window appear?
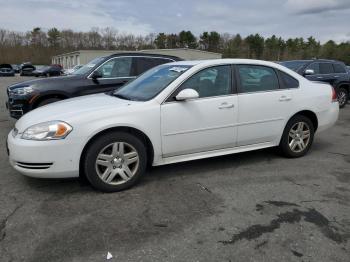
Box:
[177,65,232,99]
[96,57,133,78]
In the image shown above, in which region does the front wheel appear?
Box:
[279,115,315,158]
[83,132,147,192]
[337,87,348,108]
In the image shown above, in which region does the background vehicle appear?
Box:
[11,64,20,73]
[0,64,15,76]
[33,64,63,77]
[280,59,350,108]
[6,53,181,118]
[64,65,84,75]
[7,59,339,192]
[20,64,36,76]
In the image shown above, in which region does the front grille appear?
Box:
[16,162,53,169]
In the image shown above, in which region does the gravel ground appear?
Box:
[0,76,349,262]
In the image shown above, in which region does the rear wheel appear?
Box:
[279,115,314,158]
[337,87,348,108]
[36,97,62,107]
[83,132,147,192]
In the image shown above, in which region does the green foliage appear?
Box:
[0,27,349,65]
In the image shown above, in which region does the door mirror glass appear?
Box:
[91,70,103,79]
[304,69,315,76]
[176,88,199,101]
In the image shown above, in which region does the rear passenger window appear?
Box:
[333,63,346,73]
[279,71,299,89]
[319,63,334,74]
[134,57,173,75]
[238,65,279,93]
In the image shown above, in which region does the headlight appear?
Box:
[11,86,34,96]
[21,121,73,140]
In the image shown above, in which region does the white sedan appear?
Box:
[7,59,339,192]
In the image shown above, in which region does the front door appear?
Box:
[161,65,238,157]
[79,56,136,96]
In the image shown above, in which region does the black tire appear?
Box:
[279,115,315,158]
[36,98,62,107]
[83,132,147,192]
[338,87,348,108]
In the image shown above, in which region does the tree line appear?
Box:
[0,27,349,65]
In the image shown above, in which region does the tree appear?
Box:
[154,33,167,49]
[179,31,197,48]
[47,28,60,48]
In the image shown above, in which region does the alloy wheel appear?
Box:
[288,122,311,153]
[95,142,139,185]
[338,90,347,107]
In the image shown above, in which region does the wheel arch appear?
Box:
[32,93,69,108]
[288,110,318,131]
[79,126,155,178]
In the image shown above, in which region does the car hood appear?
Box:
[15,93,141,132]
[8,74,83,90]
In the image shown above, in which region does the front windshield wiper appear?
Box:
[112,93,131,101]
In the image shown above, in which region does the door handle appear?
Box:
[218,102,234,109]
[317,76,323,79]
[279,96,292,102]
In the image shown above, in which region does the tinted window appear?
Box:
[238,65,279,93]
[134,57,172,75]
[319,63,334,74]
[178,65,232,98]
[279,71,299,89]
[333,63,346,73]
[305,63,320,74]
[280,61,308,71]
[96,57,133,78]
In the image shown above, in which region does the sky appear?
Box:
[0,0,349,43]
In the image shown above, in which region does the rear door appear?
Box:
[236,65,295,146]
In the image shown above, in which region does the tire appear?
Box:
[83,132,147,192]
[337,87,348,108]
[279,115,315,158]
[36,98,62,107]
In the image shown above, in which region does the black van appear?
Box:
[6,53,181,118]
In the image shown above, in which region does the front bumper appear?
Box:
[7,130,81,178]
[6,94,32,119]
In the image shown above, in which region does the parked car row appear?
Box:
[279,59,350,108]
[6,57,339,192]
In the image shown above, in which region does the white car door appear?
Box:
[161,65,238,157]
[236,65,296,146]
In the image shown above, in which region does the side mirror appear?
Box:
[304,69,315,76]
[91,70,103,79]
[176,88,199,101]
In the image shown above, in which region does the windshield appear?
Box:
[113,64,192,101]
[72,57,105,75]
[280,61,308,71]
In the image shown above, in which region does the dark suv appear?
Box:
[6,53,181,118]
[280,59,350,108]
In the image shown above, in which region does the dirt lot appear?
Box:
[0,76,349,262]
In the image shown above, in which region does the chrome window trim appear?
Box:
[87,56,176,80]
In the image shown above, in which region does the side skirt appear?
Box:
[153,142,276,166]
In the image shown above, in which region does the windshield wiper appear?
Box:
[112,93,131,100]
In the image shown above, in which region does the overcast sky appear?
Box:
[1,0,349,43]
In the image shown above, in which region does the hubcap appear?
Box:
[338,91,347,106]
[288,122,311,153]
[95,142,139,185]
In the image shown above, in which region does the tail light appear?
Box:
[332,87,337,102]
